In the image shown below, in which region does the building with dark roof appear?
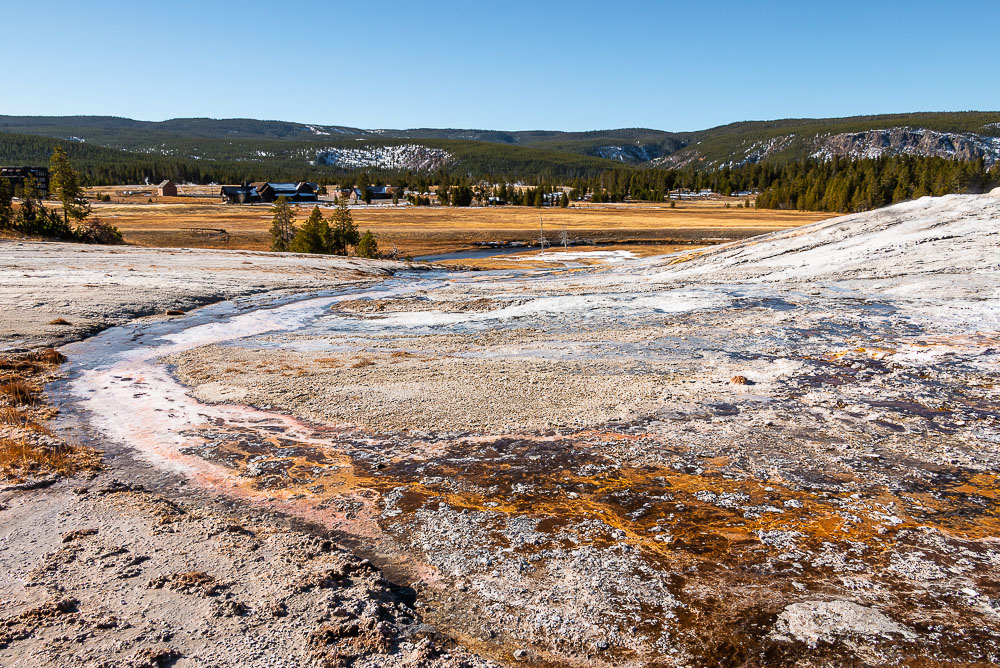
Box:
[0,166,49,196]
[252,182,318,203]
[220,184,261,205]
[366,185,395,200]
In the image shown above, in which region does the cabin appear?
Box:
[220,184,261,205]
[156,180,178,197]
[366,185,395,200]
[338,187,362,202]
[0,166,49,196]
[252,182,318,203]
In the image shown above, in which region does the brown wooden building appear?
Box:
[156,180,177,197]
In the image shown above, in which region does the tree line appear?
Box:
[560,155,1000,213]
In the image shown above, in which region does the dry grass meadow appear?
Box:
[79,185,830,258]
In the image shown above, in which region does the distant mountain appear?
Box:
[1,112,998,183]
[0,116,686,168]
[653,113,1000,168]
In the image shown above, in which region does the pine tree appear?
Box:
[16,173,62,235]
[289,206,331,254]
[559,192,569,208]
[0,177,12,229]
[330,200,359,255]
[49,146,91,227]
[533,189,543,208]
[356,230,379,258]
[450,185,473,206]
[269,196,296,252]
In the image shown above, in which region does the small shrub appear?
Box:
[0,380,36,405]
[35,348,66,365]
[0,436,98,479]
[74,217,124,245]
[49,318,72,326]
[355,230,379,259]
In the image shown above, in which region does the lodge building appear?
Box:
[0,166,49,195]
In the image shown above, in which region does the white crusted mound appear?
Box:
[657,193,1000,292]
[770,600,916,647]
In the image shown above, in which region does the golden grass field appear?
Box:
[77,186,830,258]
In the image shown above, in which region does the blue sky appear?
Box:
[5,0,998,131]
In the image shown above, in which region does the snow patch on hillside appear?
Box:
[649,151,701,169]
[591,144,663,163]
[810,128,1000,166]
[312,144,453,171]
[721,135,797,168]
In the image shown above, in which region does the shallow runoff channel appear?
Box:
[45,264,597,490]
[47,271,463,485]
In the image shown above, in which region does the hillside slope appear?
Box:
[657,112,1000,168]
[2,113,1000,182]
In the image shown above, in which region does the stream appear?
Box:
[49,272,451,477]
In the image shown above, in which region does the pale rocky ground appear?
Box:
[2,193,999,667]
[0,471,494,668]
[0,246,489,667]
[0,242,412,350]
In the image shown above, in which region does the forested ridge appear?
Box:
[3,111,1000,215]
[661,112,1000,166]
[0,131,621,185]
[4,111,1000,171]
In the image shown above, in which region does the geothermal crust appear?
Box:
[2,193,999,666]
[152,194,1000,664]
